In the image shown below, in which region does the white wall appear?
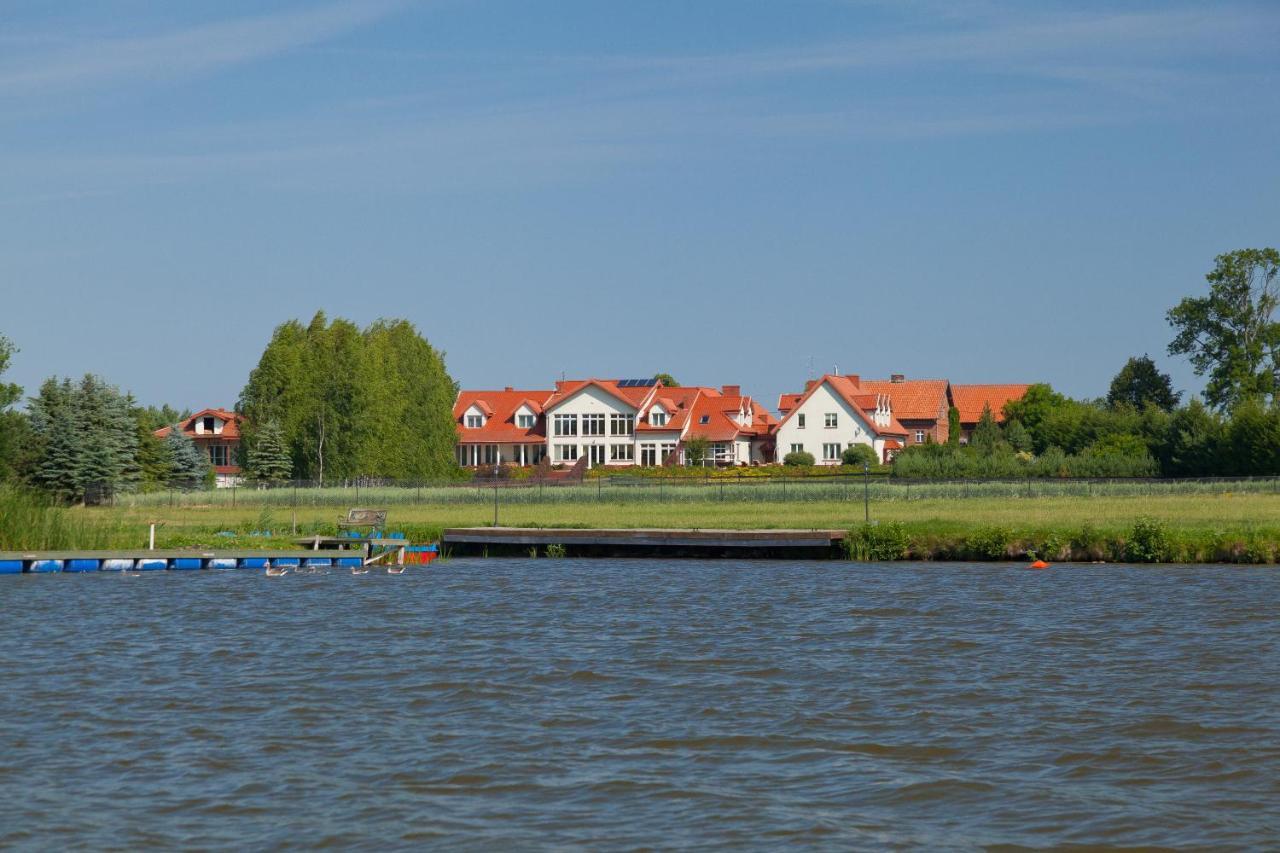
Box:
[544,385,647,467]
[773,381,878,466]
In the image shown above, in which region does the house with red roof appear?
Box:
[774,375,909,464]
[453,387,554,467]
[153,408,245,487]
[949,384,1032,444]
[857,375,952,445]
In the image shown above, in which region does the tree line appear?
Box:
[0,313,459,502]
[893,248,1280,478]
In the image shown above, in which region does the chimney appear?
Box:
[891,374,905,384]
[504,386,514,392]
[722,384,740,397]
[554,380,565,392]
[845,374,860,386]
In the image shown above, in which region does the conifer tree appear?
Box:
[165,423,209,487]
[246,419,292,483]
[971,404,1002,455]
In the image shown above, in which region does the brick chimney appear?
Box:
[845,374,860,386]
[891,374,905,383]
[804,379,818,391]
[721,384,740,397]
[554,380,565,392]
[504,386,514,392]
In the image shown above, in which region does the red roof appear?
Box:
[454,389,555,444]
[542,379,659,412]
[775,375,907,437]
[857,379,949,422]
[950,384,1032,424]
[153,408,243,441]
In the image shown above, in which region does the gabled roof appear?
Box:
[637,386,703,432]
[454,388,555,444]
[153,408,243,440]
[857,379,949,422]
[542,379,659,412]
[950,384,1032,424]
[777,393,803,414]
[774,375,907,437]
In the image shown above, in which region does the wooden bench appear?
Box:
[337,508,387,536]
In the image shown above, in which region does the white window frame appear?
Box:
[797,414,806,429]
[517,414,535,429]
[640,443,657,466]
[465,414,484,428]
[610,443,634,462]
[553,414,578,437]
[825,413,837,428]
[650,411,667,427]
[610,414,634,436]
[556,443,579,462]
[588,444,606,465]
[915,429,926,444]
[582,414,606,436]
[823,443,841,461]
[790,443,804,454]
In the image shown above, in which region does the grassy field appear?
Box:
[46,491,1280,563]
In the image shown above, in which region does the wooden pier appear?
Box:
[442,527,847,559]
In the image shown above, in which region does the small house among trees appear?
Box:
[154,408,244,487]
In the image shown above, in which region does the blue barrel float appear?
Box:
[136,558,167,571]
[304,558,332,568]
[28,560,64,573]
[101,559,133,572]
[0,560,23,575]
[207,558,237,569]
[65,559,101,573]
[239,557,269,569]
[337,557,363,567]
[271,558,300,569]
[170,558,203,570]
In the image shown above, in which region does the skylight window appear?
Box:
[699,415,710,424]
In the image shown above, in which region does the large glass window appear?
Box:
[610,443,634,461]
[208,444,229,466]
[660,443,677,463]
[483,445,498,465]
[610,414,634,436]
[640,443,657,466]
[553,414,577,436]
[582,414,606,436]
[556,444,578,461]
[588,445,606,465]
[823,443,841,461]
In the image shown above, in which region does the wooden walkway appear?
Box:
[442,527,846,558]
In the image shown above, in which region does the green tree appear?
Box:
[1168,248,1280,411]
[0,335,24,481]
[971,404,1002,455]
[29,380,83,501]
[245,419,292,483]
[1004,419,1033,453]
[841,443,878,468]
[1161,399,1223,477]
[653,373,680,388]
[683,436,710,466]
[136,426,174,492]
[165,423,210,487]
[1221,399,1280,476]
[1107,355,1181,412]
[239,312,458,483]
[946,405,961,445]
[1002,384,1068,452]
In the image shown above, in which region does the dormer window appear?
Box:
[517,414,535,429]
[650,411,667,427]
[202,417,216,432]
[699,415,710,425]
[465,414,484,428]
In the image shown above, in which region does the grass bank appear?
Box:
[33,492,1280,563]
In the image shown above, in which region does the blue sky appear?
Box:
[2,0,1277,411]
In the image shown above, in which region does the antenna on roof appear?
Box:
[807,356,816,380]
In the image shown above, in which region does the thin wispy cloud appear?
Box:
[0,1,404,97]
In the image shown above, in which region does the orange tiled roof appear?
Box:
[153,408,243,441]
[775,375,908,438]
[950,384,1032,424]
[542,379,659,411]
[857,379,949,422]
[454,388,555,444]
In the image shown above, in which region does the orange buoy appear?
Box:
[1029,559,1050,569]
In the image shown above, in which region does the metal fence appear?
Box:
[116,474,1280,509]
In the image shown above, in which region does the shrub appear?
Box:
[846,522,909,561]
[1125,517,1168,563]
[965,525,1014,560]
[783,451,815,467]
[841,444,879,468]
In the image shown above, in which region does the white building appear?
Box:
[773,374,907,465]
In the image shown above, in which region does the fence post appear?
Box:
[1026,477,1032,499]
[293,482,297,508]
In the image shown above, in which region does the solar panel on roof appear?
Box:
[619,378,655,387]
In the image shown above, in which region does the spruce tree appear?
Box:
[246,419,292,483]
[165,423,209,487]
[971,404,1002,455]
[946,406,961,445]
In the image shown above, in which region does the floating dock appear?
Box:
[442,528,847,559]
[0,550,368,573]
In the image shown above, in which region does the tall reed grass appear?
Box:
[0,486,134,550]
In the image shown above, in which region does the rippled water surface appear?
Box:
[2,560,1278,849]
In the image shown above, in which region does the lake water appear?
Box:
[1,560,1277,849]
